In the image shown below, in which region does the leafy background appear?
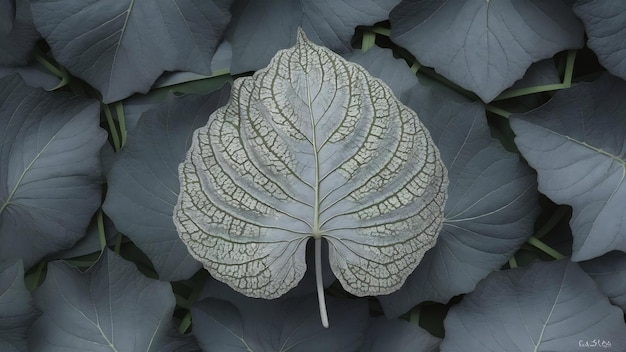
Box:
[1,0,625,351]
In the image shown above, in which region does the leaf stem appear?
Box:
[97,209,106,251]
[315,238,329,328]
[526,236,565,260]
[361,31,376,52]
[562,50,577,88]
[508,256,518,269]
[115,102,127,148]
[484,105,511,118]
[178,311,192,334]
[103,104,121,151]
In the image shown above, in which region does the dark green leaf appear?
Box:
[441,259,626,351]
[0,75,106,269]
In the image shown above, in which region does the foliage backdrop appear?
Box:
[1,0,626,351]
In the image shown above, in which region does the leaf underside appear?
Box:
[174,29,448,299]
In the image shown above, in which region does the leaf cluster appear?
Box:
[1,0,625,351]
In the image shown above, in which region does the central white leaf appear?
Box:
[174,29,448,315]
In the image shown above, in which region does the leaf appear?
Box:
[574,0,626,80]
[0,0,39,66]
[174,30,448,309]
[389,0,583,102]
[28,249,199,352]
[510,73,626,261]
[103,87,231,281]
[580,251,626,312]
[344,46,422,103]
[191,294,368,351]
[440,259,626,352]
[347,48,538,317]
[0,63,62,91]
[0,0,15,35]
[30,0,233,103]
[226,0,401,74]
[0,261,40,352]
[361,317,440,352]
[0,75,106,269]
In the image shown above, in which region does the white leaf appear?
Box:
[174,29,447,308]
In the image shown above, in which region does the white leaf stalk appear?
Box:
[173,28,448,327]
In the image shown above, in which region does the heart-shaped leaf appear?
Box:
[389,0,583,102]
[0,75,106,269]
[28,249,199,352]
[103,87,231,281]
[345,47,538,317]
[226,0,401,74]
[574,0,626,80]
[191,293,368,351]
[441,259,626,352]
[30,0,233,103]
[361,317,440,352]
[510,73,626,261]
[174,29,448,325]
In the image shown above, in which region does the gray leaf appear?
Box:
[30,0,233,103]
[361,317,440,352]
[103,87,231,281]
[28,249,199,352]
[0,261,40,352]
[227,0,401,74]
[441,259,626,352]
[574,0,626,80]
[0,75,106,269]
[0,0,15,35]
[581,251,626,311]
[390,0,583,102]
[0,0,39,66]
[510,73,626,261]
[191,294,368,351]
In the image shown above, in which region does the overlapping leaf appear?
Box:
[389,0,583,102]
[441,259,626,351]
[510,74,626,261]
[0,75,106,269]
[227,0,401,74]
[174,30,448,299]
[30,0,233,103]
[0,0,38,66]
[192,293,368,351]
[103,87,231,281]
[574,0,626,80]
[28,249,199,352]
[581,251,626,311]
[346,47,538,317]
[0,261,40,352]
[361,317,440,352]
